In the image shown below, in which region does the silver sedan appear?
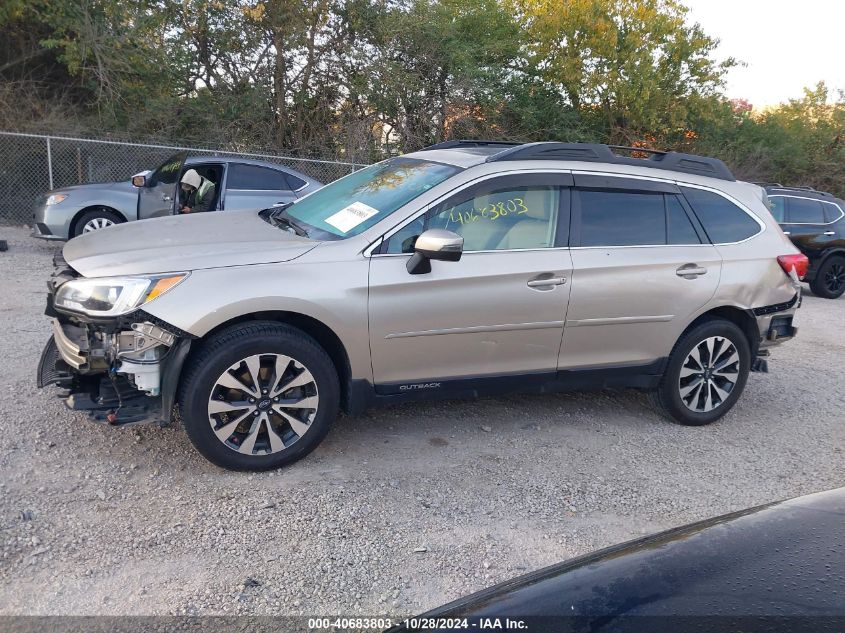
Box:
[31,153,322,240]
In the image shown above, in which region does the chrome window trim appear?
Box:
[570,177,704,248]
[371,246,573,258]
[365,168,573,257]
[567,171,764,247]
[569,243,715,250]
[228,186,305,193]
[364,167,767,256]
[768,194,845,226]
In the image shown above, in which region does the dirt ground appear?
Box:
[1,226,843,616]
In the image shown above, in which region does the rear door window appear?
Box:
[786,197,826,224]
[667,195,702,245]
[228,164,294,191]
[680,187,761,243]
[575,190,702,247]
[576,190,665,246]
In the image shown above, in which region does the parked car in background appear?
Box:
[387,487,845,632]
[764,184,845,298]
[37,141,804,471]
[31,153,322,240]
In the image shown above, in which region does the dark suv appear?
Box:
[764,185,845,298]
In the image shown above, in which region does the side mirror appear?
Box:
[407,229,463,275]
[131,170,151,188]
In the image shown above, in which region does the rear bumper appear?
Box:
[753,292,800,350]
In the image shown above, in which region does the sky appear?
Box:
[683,0,845,108]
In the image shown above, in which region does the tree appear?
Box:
[509,0,735,144]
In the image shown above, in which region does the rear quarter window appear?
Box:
[680,187,762,243]
[824,201,844,223]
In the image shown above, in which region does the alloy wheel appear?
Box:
[82,217,115,232]
[678,336,740,413]
[207,353,319,456]
[824,261,845,294]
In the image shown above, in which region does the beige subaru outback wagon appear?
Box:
[38,141,807,470]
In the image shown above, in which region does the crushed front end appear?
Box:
[37,254,191,427]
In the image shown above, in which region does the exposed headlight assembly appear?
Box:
[46,194,68,205]
[54,274,188,317]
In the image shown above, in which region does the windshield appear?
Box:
[285,157,462,239]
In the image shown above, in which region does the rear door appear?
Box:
[222,163,304,211]
[137,152,187,220]
[780,195,842,260]
[559,176,721,370]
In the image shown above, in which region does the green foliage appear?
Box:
[1,0,842,195]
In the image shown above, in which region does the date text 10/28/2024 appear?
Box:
[308,617,529,630]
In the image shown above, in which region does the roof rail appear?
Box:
[753,182,784,188]
[486,142,736,181]
[765,184,835,198]
[421,139,523,151]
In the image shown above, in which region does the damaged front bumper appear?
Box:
[37,314,191,427]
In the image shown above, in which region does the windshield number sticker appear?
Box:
[325,201,379,233]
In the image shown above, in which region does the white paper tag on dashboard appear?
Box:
[325,201,379,233]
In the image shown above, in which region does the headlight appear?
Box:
[54,274,188,317]
[46,194,68,206]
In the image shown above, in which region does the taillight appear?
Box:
[777,254,809,280]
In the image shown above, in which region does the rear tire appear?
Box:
[178,322,339,471]
[809,255,845,299]
[73,208,123,237]
[649,319,751,426]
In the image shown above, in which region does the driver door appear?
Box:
[368,173,573,388]
[137,152,187,220]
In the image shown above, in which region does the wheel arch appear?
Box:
[816,247,845,266]
[69,205,127,237]
[190,310,355,413]
[682,305,760,355]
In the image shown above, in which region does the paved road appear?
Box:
[1,226,842,615]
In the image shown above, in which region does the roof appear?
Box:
[184,155,315,182]
[407,139,736,182]
[403,145,508,169]
[763,184,843,203]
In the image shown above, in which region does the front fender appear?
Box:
[69,189,140,223]
[141,259,373,382]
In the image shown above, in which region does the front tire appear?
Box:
[650,319,751,426]
[74,208,123,237]
[809,255,845,299]
[178,322,339,471]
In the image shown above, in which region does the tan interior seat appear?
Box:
[495,188,557,250]
[445,193,504,251]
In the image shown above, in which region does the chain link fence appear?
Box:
[0,131,369,225]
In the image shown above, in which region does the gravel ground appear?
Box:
[0,225,843,616]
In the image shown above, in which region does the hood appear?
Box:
[63,209,318,277]
[51,180,137,195]
[409,487,845,621]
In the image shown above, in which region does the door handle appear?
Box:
[824,231,836,236]
[162,195,172,202]
[527,276,567,288]
[676,264,707,278]
[783,231,791,235]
